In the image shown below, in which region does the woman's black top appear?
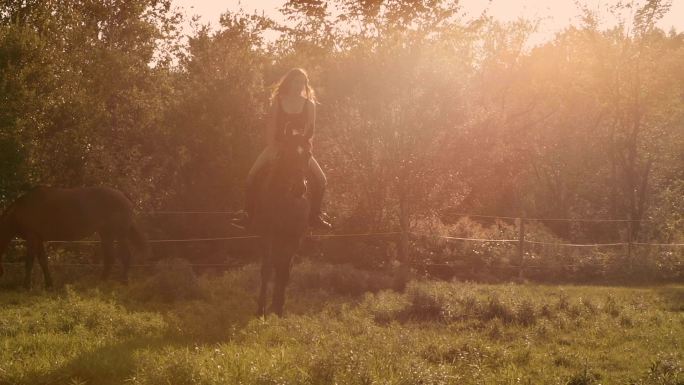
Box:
[275,97,308,142]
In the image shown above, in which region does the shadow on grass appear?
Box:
[657,285,684,312]
[19,336,173,385]
[10,277,368,385]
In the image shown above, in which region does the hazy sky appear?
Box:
[173,0,683,45]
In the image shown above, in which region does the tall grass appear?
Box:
[0,261,681,384]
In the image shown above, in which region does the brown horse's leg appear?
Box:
[117,237,131,283]
[257,240,273,317]
[271,238,296,317]
[100,233,115,281]
[23,238,36,290]
[34,241,53,289]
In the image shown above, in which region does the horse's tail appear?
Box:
[128,222,150,262]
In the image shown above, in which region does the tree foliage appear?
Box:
[0,0,682,274]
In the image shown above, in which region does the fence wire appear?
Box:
[2,210,681,271]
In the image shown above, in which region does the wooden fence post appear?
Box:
[517,218,525,279]
[627,218,633,273]
[395,189,410,291]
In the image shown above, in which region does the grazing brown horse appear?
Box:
[252,134,313,316]
[0,186,148,288]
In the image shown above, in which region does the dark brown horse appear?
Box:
[253,134,313,316]
[0,186,148,288]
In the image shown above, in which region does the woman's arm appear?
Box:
[306,100,316,143]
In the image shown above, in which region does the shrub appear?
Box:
[482,295,515,323]
[405,284,446,321]
[516,299,537,326]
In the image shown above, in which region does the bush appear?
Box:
[405,284,447,321]
[482,295,515,323]
[516,299,537,326]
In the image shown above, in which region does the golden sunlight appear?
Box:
[2,0,683,382]
[175,0,684,45]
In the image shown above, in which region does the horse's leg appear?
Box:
[34,241,53,289]
[257,239,273,317]
[23,238,36,290]
[271,238,297,317]
[100,232,115,281]
[116,236,131,284]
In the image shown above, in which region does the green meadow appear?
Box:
[0,261,682,385]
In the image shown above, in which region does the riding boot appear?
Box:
[308,177,332,230]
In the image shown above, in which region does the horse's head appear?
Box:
[272,134,313,197]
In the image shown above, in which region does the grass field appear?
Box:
[0,260,682,385]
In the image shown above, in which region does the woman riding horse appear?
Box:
[233,68,332,315]
[234,67,331,230]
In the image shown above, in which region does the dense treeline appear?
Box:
[1,0,682,279]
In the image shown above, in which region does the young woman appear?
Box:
[234,68,331,230]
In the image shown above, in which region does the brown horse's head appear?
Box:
[272,134,313,197]
[254,133,313,237]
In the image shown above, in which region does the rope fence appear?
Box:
[411,262,623,270]
[633,242,684,247]
[142,211,238,215]
[1,262,242,268]
[310,232,403,238]
[3,211,681,276]
[522,240,626,247]
[7,235,678,248]
[431,235,519,243]
[434,212,654,223]
[6,211,682,248]
[140,210,658,223]
[7,232,404,245]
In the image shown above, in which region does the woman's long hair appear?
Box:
[271,68,317,103]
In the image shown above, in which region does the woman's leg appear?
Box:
[240,146,278,224]
[248,146,278,186]
[308,157,330,229]
[308,157,327,188]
